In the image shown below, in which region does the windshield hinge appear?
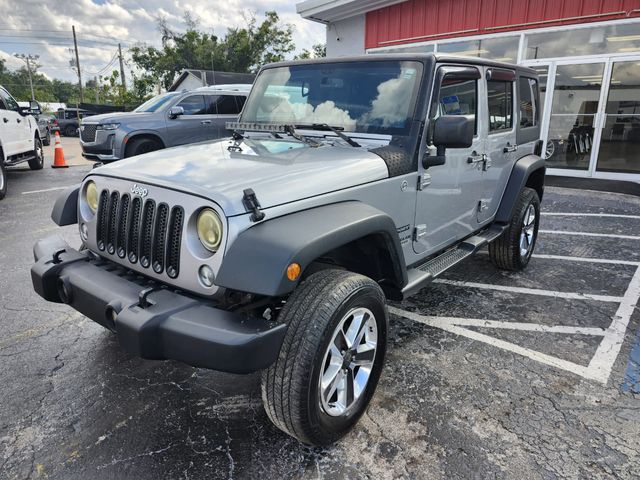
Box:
[242,188,265,222]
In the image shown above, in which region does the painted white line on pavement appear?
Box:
[531,254,640,266]
[542,212,640,220]
[433,279,623,303]
[539,230,640,240]
[433,317,606,336]
[389,307,598,381]
[587,266,640,384]
[21,186,72,195]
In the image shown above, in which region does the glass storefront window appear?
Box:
[524,23,640,60]
[545,63,604,169]
[597,61,640,174]
[529,66,549,116]
[437,36,519,63]
[369,44,434,54]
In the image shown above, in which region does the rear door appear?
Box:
[413,65,486,255]
[165,94,210,146]
[479,68,517,223]
[0,88,21,156]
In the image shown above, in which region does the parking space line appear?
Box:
[21,186,72,195]
[531,254,640,266]
[542,212,640,220]
[587,266,640,383]
[539,230,640,240]
[389,307,598,381]
[433,279,623,303]
[434,317,606,335]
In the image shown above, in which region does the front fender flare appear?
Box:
[216,202,407,297]
[51,185,79,226]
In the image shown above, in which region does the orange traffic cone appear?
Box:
[52,131,68,169]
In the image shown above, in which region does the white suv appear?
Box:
[0,85,45,200]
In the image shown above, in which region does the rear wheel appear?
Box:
[43,129,51,146]
[28,137,44,170]
[489,187,540,271]
[64,125,77,137]
[0,161,7,200]
[261,270,388,446]
[125,137,162,158]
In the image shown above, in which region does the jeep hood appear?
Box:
[90,137,390,216]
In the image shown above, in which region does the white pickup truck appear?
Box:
[0,85,45,200]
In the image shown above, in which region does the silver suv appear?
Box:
[80,85,250,162]
[32,54,545,446]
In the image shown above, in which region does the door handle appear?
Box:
[201,120,212,125]
[16,118,21,123]
[467,152,485,164]
[2,117,7,123]
[503,143,518,153]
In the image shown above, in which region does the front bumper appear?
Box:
[31,236,287,373]
[80,130,121,161]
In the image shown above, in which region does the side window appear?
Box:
[216,95,240,115]
[519,77,539,128]
[436,75,478,133]
[205,95,219,115]
[235,96,246,112]
[177,95,207,115]
[0,88,18,110]
[487,80,514,133]
[0,89,8,110]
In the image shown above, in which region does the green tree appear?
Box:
[130,11,295,90]
[294,43,327,60]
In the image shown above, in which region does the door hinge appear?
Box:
[414,224,427,241]
[478,200,489,213]
[483,156,492,171]
[417,173,432,191]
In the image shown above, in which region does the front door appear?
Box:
[166,94,213,146]
[413,65,485,255]
[0,88,21,157]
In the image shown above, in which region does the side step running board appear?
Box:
[401,224,506,299]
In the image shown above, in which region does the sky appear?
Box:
[0,0,325,86]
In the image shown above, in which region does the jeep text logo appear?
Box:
[131,184,148,197]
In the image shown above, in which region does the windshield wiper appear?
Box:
[298,123,361,148]
[225,122,320,147]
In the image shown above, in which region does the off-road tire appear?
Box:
[125,137,162,158]
[28,137,44,170]
[0,161,7,200]
[43,130,51,146]
[64,125,77,137]
[261,269,388,446]
[489,187,540,271]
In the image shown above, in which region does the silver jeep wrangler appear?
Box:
[32,54,545,446]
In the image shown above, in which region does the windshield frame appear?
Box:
[240,59,427,138]
[134,92,181,113]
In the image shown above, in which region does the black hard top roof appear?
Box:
[264,53,538,77]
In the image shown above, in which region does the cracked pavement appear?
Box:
[1,165,639,479]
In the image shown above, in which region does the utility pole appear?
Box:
[118,43,126,91]
[95,76,99,104]
[14,53,39,101]
[72,25,83,103]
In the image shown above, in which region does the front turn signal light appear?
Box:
[286,263,301,281]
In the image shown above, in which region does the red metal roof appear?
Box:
[366,0,640,49]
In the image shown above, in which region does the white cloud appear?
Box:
[0,0,325,85]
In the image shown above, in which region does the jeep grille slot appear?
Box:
[116,194,130,258]
[127,196,142,263]
[96,190,110,251]
[139,200,156,269]
[94,190,184,279]
[152,203,169,274]
[166,207,184,279]
[106,191,119,255]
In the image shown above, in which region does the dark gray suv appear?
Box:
[80,85,250,162]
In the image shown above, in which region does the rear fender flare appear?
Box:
[495,155,545,224]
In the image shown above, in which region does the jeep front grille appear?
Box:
[96,189,184,278]
[81,124,97,143]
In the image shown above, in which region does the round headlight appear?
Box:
[85,180,98,213]
[197,208,223,252]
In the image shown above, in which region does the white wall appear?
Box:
[326,14,366,57]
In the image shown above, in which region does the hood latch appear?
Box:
[242,188,265,222]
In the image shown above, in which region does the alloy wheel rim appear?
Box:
[0,168,4,191]
[319,307,378,417]
[519,204,536,258]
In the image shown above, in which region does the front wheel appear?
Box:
[43,130,51,146]
[261,270,388,446]
[489,187,540,271]
[0,162,7,200]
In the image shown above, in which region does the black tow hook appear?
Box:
[242,188,265,222]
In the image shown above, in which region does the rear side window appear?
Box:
[216,95,240,115]
[519,77,539,128]
[487,80,513,132]
[437,76,478,132]
[235,96,246,112]
[177,95,207,115]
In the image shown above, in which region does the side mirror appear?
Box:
[422,115,474,169]
[29,100,41,115]
[433,115,474,149]
[168,106,184,119]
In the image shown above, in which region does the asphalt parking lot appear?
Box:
[1,164,639,479]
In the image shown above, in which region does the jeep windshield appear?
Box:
[241,60,424,137]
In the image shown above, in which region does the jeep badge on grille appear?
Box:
[131,184,148,197]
